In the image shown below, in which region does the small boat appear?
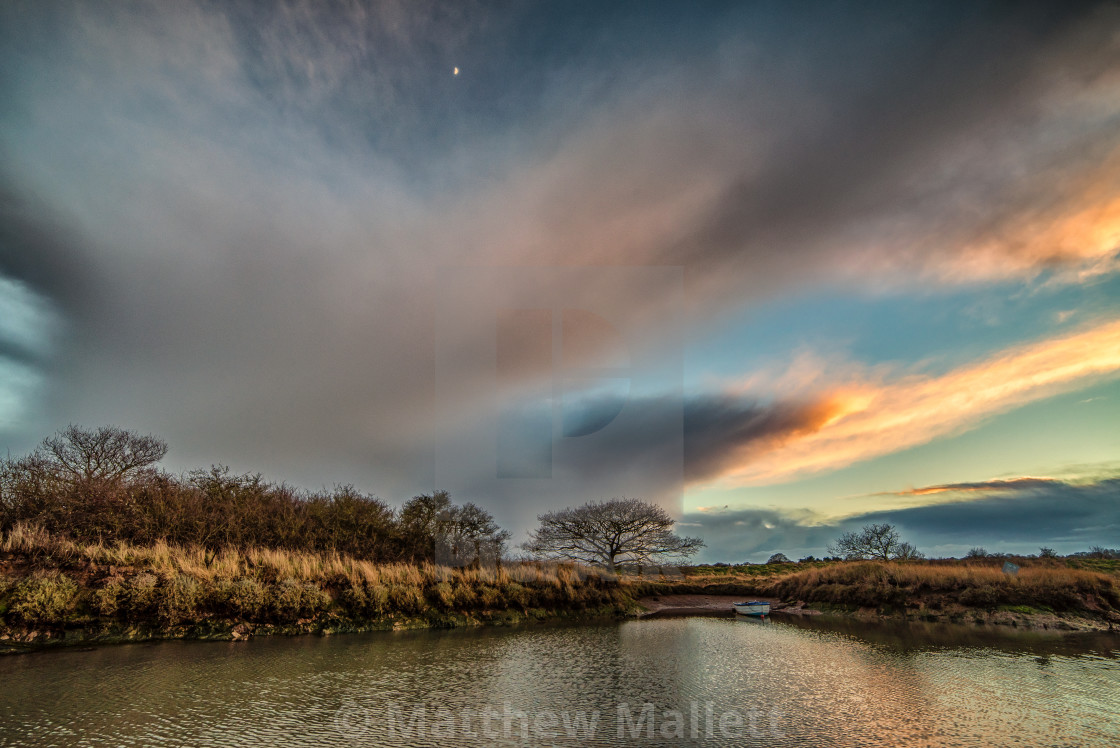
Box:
[732,601,771,617]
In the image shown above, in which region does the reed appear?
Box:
[760,560,1120,613]
[0,524,627,634]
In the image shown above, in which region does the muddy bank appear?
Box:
[824,603,1120,633]
[635,593,1118,634]
[636,594,820,618]
[0,604,637,655]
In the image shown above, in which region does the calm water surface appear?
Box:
[1,616,1118,747]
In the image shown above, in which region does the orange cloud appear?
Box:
[874,476,1061,497]
[932,152,1120,284]
[715,318,1120,486]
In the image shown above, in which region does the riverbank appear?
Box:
[763,559,1120,632]
[0,525,636,654]
[634,560,1120,632]
[634,591,1115,632]
[634,594,819,619]
[4,525,1119,653]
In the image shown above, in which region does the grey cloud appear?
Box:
[0,0,1116,520]
[868,478,1120,549]
[675,2,1120,286]
[537,391,833,486]
[0,184,96,316]
[686,478,1120,563]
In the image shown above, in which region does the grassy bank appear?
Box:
[5,526,1119,652]
[0,525,633,653]
[765,559,1120,612]
[670,559,1120,630]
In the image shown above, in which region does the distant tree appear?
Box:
[40,424,167,486]
[1038,547,1059,559]
[440,501,511,567]
[828,523,924,561]
[1,426,518,565]
[397,491,509,565]
[397,490,455,561]
[1,425,169,537]
[766,553,791,564]
[523,498,704,572]
[798,555,817,563]
[304,484,396,559]
[893,542,924,560]
[965,548,989,559]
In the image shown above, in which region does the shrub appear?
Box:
[211,578,267,619]
[268,579,329,621]
[388,584,425,614]
[126,572,160,616]
[10,573,80,624]
[452,584,478,609]
[2,426,507,567]
[478,585,503,609]
[428,581,455,610]
[367,584,389,615]
[340,583,367,616]
[158,575,200,624]
[93,580,128,618]
[340,581,390,618]
[269,579,305,620]
[501,582,531,609]
[0,577,14,620]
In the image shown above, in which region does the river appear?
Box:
[1,615,1118,746]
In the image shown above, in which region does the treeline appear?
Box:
[0,425,507,564]
[965,546,1120,561]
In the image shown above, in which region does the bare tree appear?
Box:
[398,491,510,565]
[523,498,704,572]
[397,490,455,561]
[893,541,924,561]
[439,501,511,568]
[828,523,923,561]
[40,425,167,486]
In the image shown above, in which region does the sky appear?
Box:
[1,0,1118,562]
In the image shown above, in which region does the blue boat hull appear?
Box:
[732,601,771,616]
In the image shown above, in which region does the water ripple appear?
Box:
[1,618,1117,747]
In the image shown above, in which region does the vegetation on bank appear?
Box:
[0,426,508,565]
[624,557,1120,631]
[2,426,1117,649]
[761,560,1120,619]
[0,524,630,651]
[3,526,1118,651]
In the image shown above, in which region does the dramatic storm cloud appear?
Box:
[2,1,1119,551]
[686,477,1120,562]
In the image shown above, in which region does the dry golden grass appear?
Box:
[763,560,1120,613]
[0,524,626,631]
